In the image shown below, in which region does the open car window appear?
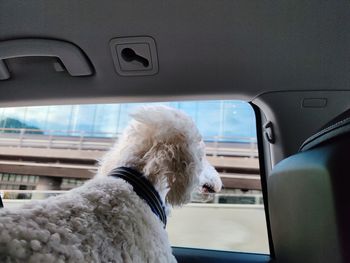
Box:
[0,100,269,254]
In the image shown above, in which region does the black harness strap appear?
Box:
[109,167,167,227]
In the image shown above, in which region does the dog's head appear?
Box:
[98,105,222,207]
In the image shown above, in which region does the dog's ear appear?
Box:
[164,141,201,206]
[142,135,203,207]
[129,106,204,206]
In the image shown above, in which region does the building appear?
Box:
[0,100,260,198]
[0,100,256,141]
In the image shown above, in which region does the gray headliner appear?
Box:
[1,0,350,106]
[1,1,350,163]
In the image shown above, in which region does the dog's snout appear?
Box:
[202,183,216,193]
[199,158,222,194]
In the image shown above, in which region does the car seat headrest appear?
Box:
[300,108,350,152]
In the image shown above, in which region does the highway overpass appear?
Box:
[0,129,260,191]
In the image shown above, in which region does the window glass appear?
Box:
[117,104,132,134]
[196,101,222,139]
[70,105,97,136]
[45,105,73,135]
[23,106,48,133]
[0,107,27,132]
[2,107,26,124]
[222,101,257,141]
[15,175,22,182]
[29,176,35,183]
[93,104,120,137]
[22,175,28,183]
[2,174,9,181]
[0,100,268,254]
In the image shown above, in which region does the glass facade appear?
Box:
[0,100,256,142]
[0,173,38,190]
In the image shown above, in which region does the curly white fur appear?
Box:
[0,106,222,263]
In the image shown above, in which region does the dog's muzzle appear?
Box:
[108,167,167,227]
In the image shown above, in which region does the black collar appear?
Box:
[108,167,167,227]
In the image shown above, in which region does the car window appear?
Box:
[0,100,269,254]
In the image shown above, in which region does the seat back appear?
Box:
[268,109,350,263]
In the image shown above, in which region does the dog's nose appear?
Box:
[202,183,216,193]
[201,179,222,193]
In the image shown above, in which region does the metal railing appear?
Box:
[0,128,258,158]
[0,190,263,206]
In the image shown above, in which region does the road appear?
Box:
[167,204,269,254]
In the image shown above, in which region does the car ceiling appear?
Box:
[0,0,350,106]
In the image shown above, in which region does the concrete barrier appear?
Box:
[167,204,269,254]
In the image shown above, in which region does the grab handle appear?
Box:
[0,38,93,80]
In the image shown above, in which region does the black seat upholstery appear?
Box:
[268,109,350,263]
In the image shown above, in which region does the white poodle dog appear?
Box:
[0,106,222,263]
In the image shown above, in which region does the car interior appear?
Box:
[1,1,350,262]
